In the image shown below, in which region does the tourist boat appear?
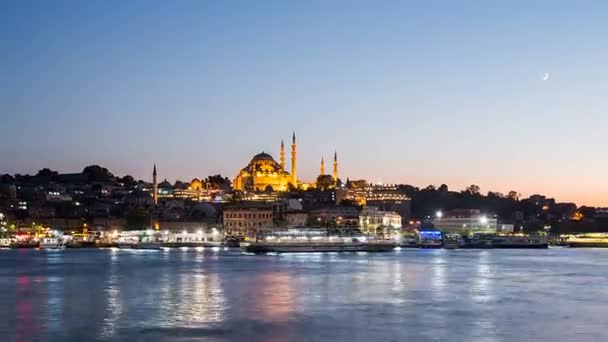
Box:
[39,237,65,249]
[491,235,548,249]
[241,237,395,254]
[419,231,443,249]
[240,228,395,254]
[567,233,608,248]
[162,241,222,248]
[9,239,39,248]
[461,234,548,249]
[135,241,163,250]
[0,238,12,249]
[117,235,139,249]
[398,237,419,248]
[442,235,461,249]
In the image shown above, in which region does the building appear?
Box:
[308,206,360,228]
[359,206,402,236]
[233,132,339,192]
[345,183,411,218]
[285,212,308,227]
[433,209,497,234]
[223,204,274,237]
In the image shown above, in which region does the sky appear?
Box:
[1,0,607,206]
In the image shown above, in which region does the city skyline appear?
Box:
[2,1,608,206]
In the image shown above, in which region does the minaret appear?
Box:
[280,140,286,171]
[333,152,338,182]
[320,157,325,175]
[152,163,158,205]
[291,131,297,185]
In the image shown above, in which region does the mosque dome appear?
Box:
[251,152,275,163]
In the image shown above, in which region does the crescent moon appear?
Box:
[543,73,550,81]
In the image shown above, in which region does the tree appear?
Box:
[488,191,504,198]
[82,165,114,182]
[315,175,335,191]
[507,191,520,201]
[120,175,136,187]
[205,174,232,190]
[125,207,151,230]
[174,180,188,189]
[465,184,480,195]
[0,174,14,183]
[424,185,436,191]
[36,168,58,178]
[438,184,449,192]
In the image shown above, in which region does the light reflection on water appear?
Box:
[1,248,608,341]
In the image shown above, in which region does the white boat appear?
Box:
[240,229,395,254]
[39,237,65,249]
[117,236,138,249]
[241,239,395,253]
[135,241,163,250]
[0,238,12,249]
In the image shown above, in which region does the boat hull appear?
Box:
[162,241,221,248]
[134,242,162,250]
[567,242,608,248]
[241,242,395,254]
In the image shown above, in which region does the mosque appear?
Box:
[233,132,338,192]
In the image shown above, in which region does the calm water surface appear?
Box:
[1,247,607,342]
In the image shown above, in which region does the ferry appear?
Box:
[419,231,443,249]
[39,237,65,249]
[461,234,548,249]
[442,235,461,249]
[491,235,548,249]
[0,238,12,249]
[567,233,608,248]
[240,228,395,254]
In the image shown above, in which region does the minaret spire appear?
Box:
[152,163,158,205]
[332,151,338,182]
[280,140,286,171]
[320,157,325,175]
[291,131,297,185]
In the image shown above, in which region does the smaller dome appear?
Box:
[158,179,173,189]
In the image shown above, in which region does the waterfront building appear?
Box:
[433,209,497,234]
[345,183,411,218]
[359,206,402,236]
[285,212,308,227]
[223,204,274,237]
[308,206,360,228]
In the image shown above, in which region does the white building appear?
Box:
[359,206,402,236]
[433,209,497,234]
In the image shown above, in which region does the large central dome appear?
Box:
[251,152,275,162]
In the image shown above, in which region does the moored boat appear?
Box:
[39,237,65,249]
[567,233,608,248]
[442,235,460,249]
[241,238,395,254]
[240,228,395,254]
[461,234,548,249]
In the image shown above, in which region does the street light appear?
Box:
[479,216,488,225]
[435,210,443,219]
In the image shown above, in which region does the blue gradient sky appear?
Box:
[1,1,607,205]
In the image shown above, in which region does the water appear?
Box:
[1,248,607,342]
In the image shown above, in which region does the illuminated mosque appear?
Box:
[233,132,338,192]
